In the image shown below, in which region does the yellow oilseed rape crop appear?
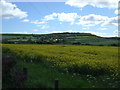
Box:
[2,44,119,77]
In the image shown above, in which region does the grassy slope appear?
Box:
[66,36,118,46]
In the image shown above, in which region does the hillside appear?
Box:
[1,32,119,46]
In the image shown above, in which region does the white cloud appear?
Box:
[31,13,118,28]
[114,30,120,34]
[76,14,109,26]
[115,10,118,14]
[60,22,62,24]
[41,25,50,29]
[114,9,120,14]
[31,20,47,24]
[101,16,118,26]
[31,13,79,28]
[13,32,28,34]
[113,30,119,37]
[42,12,79,23]
[37,24,50,29]
[76,14,118,27]
[0,0,28,19]
[30,19,49,29]
[21,19,29,22]
[51,30,80,33]
[84,31,107,37]
[65,0,119,9]
[4,31,28,34]
[99,28,108,30]
[84,31,119,37]
[33,29,38,31]
[43,13,57,21]
[57,13,79,22]
[83,27,90,30]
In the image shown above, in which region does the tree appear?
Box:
[27,38,32,43]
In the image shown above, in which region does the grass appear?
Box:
[17,61,92,88]
[3,55,119,88]
[67,36,118,46]
[11,59,119,88]
[2,44,120,88]
[8,38,37,42]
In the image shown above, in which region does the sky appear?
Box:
[0,0,119,37]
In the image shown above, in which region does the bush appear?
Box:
[2,55,17,86]
[2,55,28,88]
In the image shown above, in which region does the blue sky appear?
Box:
[1,0,119,37]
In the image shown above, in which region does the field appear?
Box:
[1,33,119,46]
[67,36,118,46]
[2,44,120,88]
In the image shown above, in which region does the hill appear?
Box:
[1,32,119,46]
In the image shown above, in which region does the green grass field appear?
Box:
[66,36,118,46]
[1,33,119,46]
[2,44,120,88]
